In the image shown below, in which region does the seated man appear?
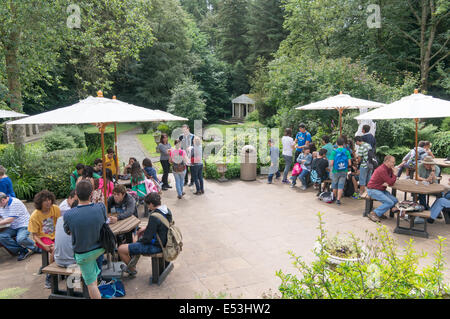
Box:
[427,186,450,224]
[63,180,106,299]
[28,190,61,288]
[0,166,15,198]
[0,192,39,261]
[107,185,137,225]
[93,158,103,176]
[366,155,400,222]
[417,156,441,209]
[118,192,172,277]
[54,199,103,279]
[59,190,78,216]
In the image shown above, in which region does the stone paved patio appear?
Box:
[1,175,449,299]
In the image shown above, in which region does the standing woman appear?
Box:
[281,128,295,184]
[169,139,189,199]
[156,133,172,190]
[190,136,204,195]
[130,162,147,201]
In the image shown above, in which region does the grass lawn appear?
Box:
[137,133,175,158]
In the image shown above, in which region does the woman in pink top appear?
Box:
[169,140,189,199]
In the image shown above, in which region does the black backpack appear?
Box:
[343,174,355,197]
[367,148,379,171]
[100,210,116,254]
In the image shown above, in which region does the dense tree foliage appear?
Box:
[0,0,448,133]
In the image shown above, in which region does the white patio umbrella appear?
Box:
[0,109,28,118]
[295,92,386,135]
[355,90,450,179]
[9,91,188,207]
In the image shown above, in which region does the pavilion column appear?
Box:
[246,104,248,117]
[232,103,235,117]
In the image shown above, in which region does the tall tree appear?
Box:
[216,0,250,65]
[246,0,287,71]
[113,0,193,109]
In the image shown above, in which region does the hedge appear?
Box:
[84,132,115,152]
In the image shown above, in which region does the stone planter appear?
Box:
[216,163,228,182]
[314,241,366,265]
[153,131,161,144]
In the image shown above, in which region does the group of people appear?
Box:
[156,124,205,199]
[270,123,449,222]
[271,123,377,206]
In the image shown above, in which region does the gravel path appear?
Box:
[117,128,159,168]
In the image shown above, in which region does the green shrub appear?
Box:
[157,123,171,135]
[43,130,76,152]
[57,126,86,148]
[277,213,450,299]
[140,122,156,134]
[84,132,115,152]
[441,117,450,132]
[245,110,259,122]
[432,131,450,158]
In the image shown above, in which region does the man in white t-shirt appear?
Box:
[281,128,295,184]
[0,192,39,261]
[59,190,78,216]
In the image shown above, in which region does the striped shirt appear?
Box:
[0,197,30,229]
[357,142,371,168]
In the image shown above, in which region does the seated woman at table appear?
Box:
[427,178,450,224]
[98,168,114,197]
[142,158,160,185]
[118,192,172,277]
[107,185,137,224]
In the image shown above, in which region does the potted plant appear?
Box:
[314,234,366,265]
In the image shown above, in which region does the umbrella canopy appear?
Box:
[9,96,187,125]
[354,91,450,180]
[296,92,385,134]
[0,109,28,118]
[354,92,450,120]
[9,93,187,208]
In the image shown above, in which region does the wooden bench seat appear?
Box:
[393,210,430,238]
[361,192,396,218]
[141,252,173,286]
[42,262,89,299]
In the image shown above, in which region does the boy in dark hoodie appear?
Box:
[118,192,172,277]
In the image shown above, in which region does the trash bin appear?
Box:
[240,145,257,181]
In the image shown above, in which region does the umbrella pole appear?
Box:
[114,122,118,181]
[99,123,108,208]
[414,118,419,180]
[339,108,343,136]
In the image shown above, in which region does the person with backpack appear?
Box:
[169,139,190,199]
[118,192,173,277]
[329,137,352,205]
[366,155,400,222]
[354,136,373,199]
[310,148,329,195]
[291,146,313,190]
[396,141,428,178]
[293,123,312,160]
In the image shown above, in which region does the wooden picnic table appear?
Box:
[390,179,448,195]
[109,215,141,236]
[433,158,450,168]
[389,179,449,238]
